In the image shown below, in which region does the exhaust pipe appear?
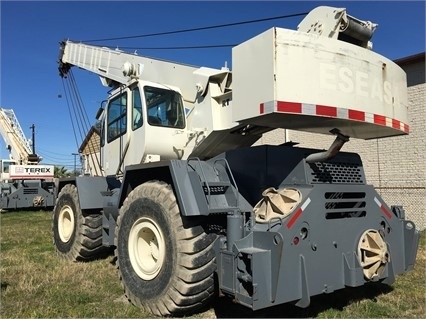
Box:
[305,128,349,163]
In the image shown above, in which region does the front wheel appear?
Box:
[115,180,217,316]
[52,183,105,261]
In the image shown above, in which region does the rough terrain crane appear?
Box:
[0,108,55,210]
[53,6,419,317]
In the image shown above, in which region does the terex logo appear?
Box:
[25,167,52,173]
[319,63,394,105]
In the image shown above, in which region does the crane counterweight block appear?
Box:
[232,26,409,139]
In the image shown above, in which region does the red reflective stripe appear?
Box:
[380,205,393,219]
[277,101,302,113]
[316,105,337,117]
[260,100,409,134]
[348,109,365,121]
[286,208,303,229]
[404,123,410,133]
[260,103,265,114]
[375,197,393,219]
[9,176,53,179]
[374,114,386,125]
[392,119,400,129]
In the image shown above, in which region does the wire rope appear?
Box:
[82,12,308,43]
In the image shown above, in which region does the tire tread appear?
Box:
[115,180,217,316]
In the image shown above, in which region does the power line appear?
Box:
[98,43,238,51]
[82,11,308,43]
[37,147,75,158]
[38,154,77,164]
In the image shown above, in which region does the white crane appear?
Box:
[0,108,55,210]
[51,6,417,318]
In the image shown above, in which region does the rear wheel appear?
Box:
[52,183,105,261]
[115,180,217,316]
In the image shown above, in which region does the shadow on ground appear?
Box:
[211,283,393,318]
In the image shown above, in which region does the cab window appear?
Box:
[145,86,185,129]
[2,161,11,173]
[107,93,127,142]
[132,86,143,130]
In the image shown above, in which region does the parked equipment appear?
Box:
[0,108,55,210]
[53,6,419,316]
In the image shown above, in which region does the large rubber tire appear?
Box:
[52,183,105,261]
[115,180,217,317]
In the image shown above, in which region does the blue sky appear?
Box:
[1,0,425,171]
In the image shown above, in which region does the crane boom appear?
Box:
[0,108,38,164]
[58,40,230,105]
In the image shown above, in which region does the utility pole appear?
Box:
[72,152,79,176]
[29,124,36,155]
[28,124,40,163]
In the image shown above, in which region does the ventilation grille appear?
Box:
[309,162,364,184]
[202,185,228,195]
[324,192,366,219]
[23,188,39,195]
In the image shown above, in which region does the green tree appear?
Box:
[54,166,70,178]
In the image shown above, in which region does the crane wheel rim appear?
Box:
[58,205,75,243]
[128,216,166,280]
[357,229,389,280]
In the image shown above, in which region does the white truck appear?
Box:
[0,108,55,210]
[53,6,419,317]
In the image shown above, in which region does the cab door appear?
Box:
[142,84,188,159]
[102,89,128,176]
[101,84,147,177]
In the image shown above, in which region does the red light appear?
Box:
[293,237,300,245]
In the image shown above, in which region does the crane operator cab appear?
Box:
[0,159,16,182]
[98,80,187,177]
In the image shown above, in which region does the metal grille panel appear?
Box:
[309,162,364,184]
[23,188,39,195]
[324,192,367,219]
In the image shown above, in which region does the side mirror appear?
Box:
[95,107,104,120]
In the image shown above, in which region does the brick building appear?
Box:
[256,52,425,230]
